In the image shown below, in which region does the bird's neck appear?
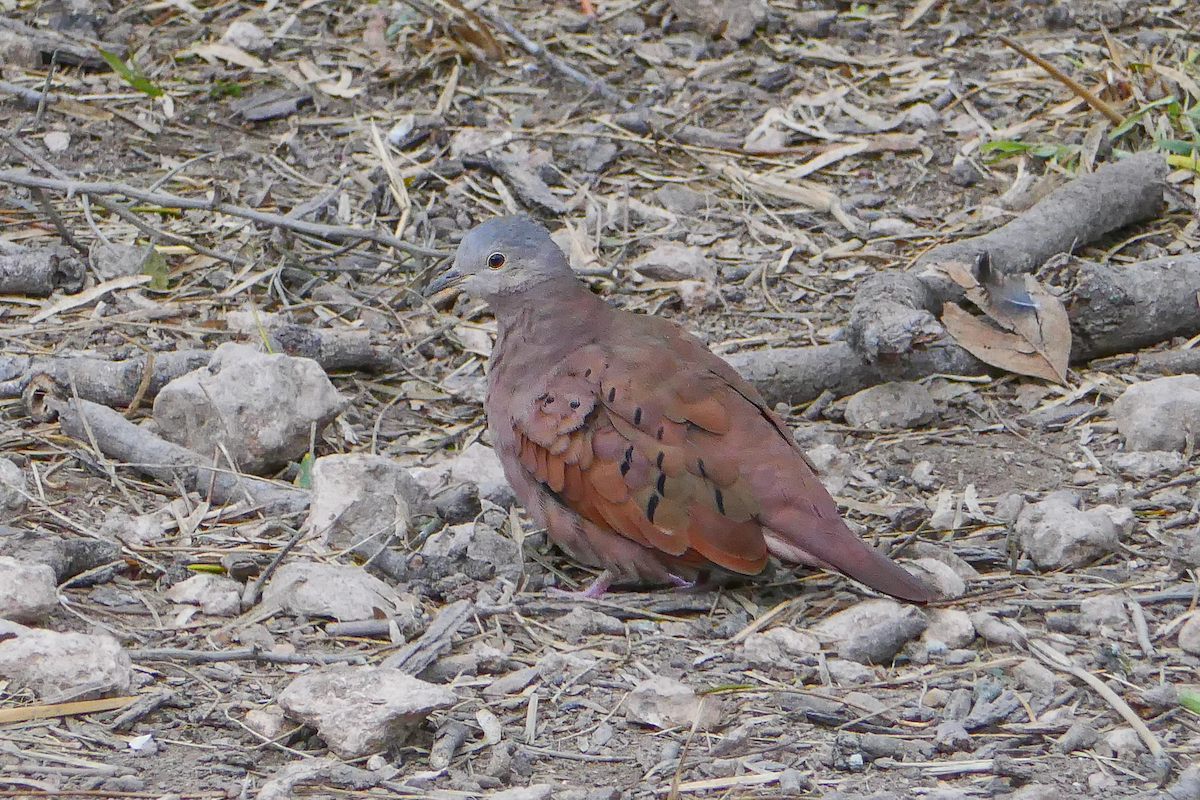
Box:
[489,277,608,354]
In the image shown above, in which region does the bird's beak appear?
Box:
[425,264,465,297]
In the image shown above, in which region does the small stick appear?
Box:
[127,647,367,665]
[1127,598,1156,658]
[1029,640,1167,764]
[999,35,1123,124]
[0,170,446,259]
[479,6,630,110]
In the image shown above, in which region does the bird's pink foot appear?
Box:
[547,570,613,599]
[668,574,695,590]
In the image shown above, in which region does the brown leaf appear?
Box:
[435,0,503,60]
[939,276,1071,384]
[930,259,1072,384]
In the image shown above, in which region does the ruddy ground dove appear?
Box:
[428,217,935,602]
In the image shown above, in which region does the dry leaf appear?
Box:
[936,262,1072,384]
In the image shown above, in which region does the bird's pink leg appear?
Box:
[547,570,614,599]
[668,574,696,591]
[548,571,695,598]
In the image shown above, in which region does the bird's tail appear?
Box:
[764,518,936,603]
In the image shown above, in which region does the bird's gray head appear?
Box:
[427,216,574,301]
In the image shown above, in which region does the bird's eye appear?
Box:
[487,252,506,269]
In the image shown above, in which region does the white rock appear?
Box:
[278,666,456,758]
[626,675,722,730]
[805,443,852,496]
[824,658,875,684]
[969,612,1024,647]
[1112,375,1200,451]
[41,130,70,153]
[0,556,57,622]
[166,573,241,617]
[911,460,938,490]
[418,442,514,507]
[1015,498,1124,570]
[421,523,523,581]
[1012,658,1059,696]
[263,562,419,624]
[153,343,347,474]
[868,218,918,237]
[1079,594,1129,630]
[667,0,767,41]
[245,707,286,739]
[307,454,427,550]
[1178,614,1200,655]
[0,621,131,702]
[809,599,903,644]
[675,279,719,310]
[922,609,975,649]
[0,458,27,520]
[99,507,171,546]
[629,243,716,283]
[1097,726,1146,759]
[221,20,273,53]
[742,626,820,667]
[909,557,966,598]
[1109,450,1186,478]
[844,382,937,430]
[489,786,553,800]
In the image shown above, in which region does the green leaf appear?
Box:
[1031,144,1065,159]
[141,247,169,291]
[1155,139,1200,155]
[208,81,245,99]
[1181,688,1200,714]
[294,452,314,489]
[99,49,163,97]
[1111,95,1178,139]
[980,140,1034,155]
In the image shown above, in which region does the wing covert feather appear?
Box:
[509,341,772,577]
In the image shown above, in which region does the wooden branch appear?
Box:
[0,170,447,261]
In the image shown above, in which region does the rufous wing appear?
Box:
[511,343,772,578]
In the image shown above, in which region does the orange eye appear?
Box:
[487,252,506,269]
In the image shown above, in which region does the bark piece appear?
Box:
[847,152,1167,364]
[0,244,85,296]
[0,350,211,405]
[42,395,308,514]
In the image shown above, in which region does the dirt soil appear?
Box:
[1,0,1200,797]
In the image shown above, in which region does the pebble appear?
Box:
[0,556,57,622]
[165,573,241,617]
[629,243,717,283]
[843,382,938,429]
[278,666,456,758]
[153,343,347,474]
[0,622,132,702]
[1178,614,1200,655]
[922,609,976,649]
[1109,450,1186,477]
[1112,375,1200,451]
[625,675,722,730]
[0,458,27,520]
[1014,498,1130,570]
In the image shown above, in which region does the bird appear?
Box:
[427,217,936,602]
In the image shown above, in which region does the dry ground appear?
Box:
[2,0,1200,797]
